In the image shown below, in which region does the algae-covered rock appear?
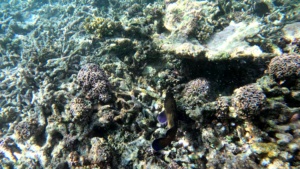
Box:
[164,0,218,36]
[282,22,300,42]
[68,97,92,122]
[88,137,113,167]
[251,142,279,158]
[0,107,18,124]
[275,133,293,145]
[154,0,265,60]
[84,17,122,38]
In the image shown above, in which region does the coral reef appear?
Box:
[0,0,300,168]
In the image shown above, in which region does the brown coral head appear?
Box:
[268,53,300,82]
[232,84,266,118]
[183,78,210,98]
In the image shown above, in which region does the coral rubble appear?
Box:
[0,0,300,168]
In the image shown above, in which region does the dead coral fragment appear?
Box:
[232,84,266,118]
[69,97,91,122]
[14,119,39,140]
[251,142,279,158]
[268,53,300,81]
[84,17,122,38]
[68,151,80,167]
[77,63,111,103]
[0,137,18,162]
[88,137,112,167]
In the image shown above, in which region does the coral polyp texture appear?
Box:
[183,78,210,98]
[232,84,266,118]
[77,63,111,102]
[268,53,300,81]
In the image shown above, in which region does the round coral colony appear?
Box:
[232,84,266,118]
[77,63,111,103]
[268,53,300,82]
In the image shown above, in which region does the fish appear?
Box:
[152,88,178,151]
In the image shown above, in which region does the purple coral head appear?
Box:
[157,111,167,125]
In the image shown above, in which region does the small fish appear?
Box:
[152,88,178,151]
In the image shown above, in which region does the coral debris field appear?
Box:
[0,0,300,168]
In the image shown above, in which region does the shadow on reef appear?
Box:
[181,56,270,98]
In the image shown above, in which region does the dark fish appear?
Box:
[152,88,178,151]
[164,89,178,128]
[152,126,177,151]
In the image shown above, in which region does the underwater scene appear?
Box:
[0,0,300,168]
